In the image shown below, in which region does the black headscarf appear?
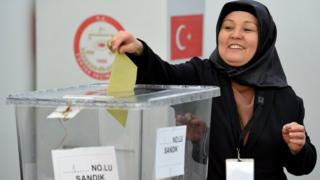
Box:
[210,0,288,88]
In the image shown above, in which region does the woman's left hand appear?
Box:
[282,122,306,154]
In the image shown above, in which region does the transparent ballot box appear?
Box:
[7,83,220,180]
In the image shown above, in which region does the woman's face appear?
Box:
[218,11,258,67]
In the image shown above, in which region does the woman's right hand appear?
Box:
[109,31,144,56]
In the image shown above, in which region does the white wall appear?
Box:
[0,0,35,180]
[1,0,319,180]
[204,0,320,179]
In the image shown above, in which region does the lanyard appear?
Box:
[237,95,264,161]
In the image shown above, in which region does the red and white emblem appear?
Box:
[74,15,124,80]
[170,14,203,60]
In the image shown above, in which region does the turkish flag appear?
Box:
[170,14,203,60]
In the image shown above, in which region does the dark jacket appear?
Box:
[128,42,317,180]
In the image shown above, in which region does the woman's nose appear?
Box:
[230,28,243,39]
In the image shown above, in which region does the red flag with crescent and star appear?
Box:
[170,14,203,60]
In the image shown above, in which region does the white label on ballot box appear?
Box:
[47,106,82,119]
[226,159,254,180]
[52,146,119,180]
[155,125,187,179]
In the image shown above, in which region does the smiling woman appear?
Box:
[218,11,258,67]
[109,0,317,179]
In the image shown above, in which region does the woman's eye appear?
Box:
[243,25,257,32]
[244,28,253,32]
[223,26,233,30]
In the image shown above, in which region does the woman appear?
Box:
[110,0,317,179]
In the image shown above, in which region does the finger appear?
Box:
[111,31,127,51]
[283,122,304,132]
[289,132,305,140]
[107,39,113,51]
[284,122,299,128]
[288,126,305,133]
[282,124,290,134]
[289,138,305,145]
[111,39,123,52]
[288,132,305,139]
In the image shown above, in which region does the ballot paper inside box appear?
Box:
[7,83,219,180]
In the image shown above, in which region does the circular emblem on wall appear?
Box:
[74,15,124,80]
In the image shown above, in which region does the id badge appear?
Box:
[226,159,254,180]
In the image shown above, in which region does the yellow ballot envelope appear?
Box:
[106,52,137,126]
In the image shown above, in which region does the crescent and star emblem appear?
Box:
[175,24,192,51]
